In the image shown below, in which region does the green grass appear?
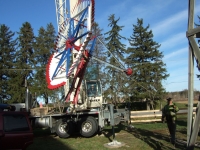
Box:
[27,117,200,150]
[27,101,198,150]
[155,100,192,110]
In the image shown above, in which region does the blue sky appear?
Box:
[0,0,200,92]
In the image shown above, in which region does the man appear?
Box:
[88,85,96,96]
[162,97,179,146]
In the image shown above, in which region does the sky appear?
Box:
[0,0,200,92]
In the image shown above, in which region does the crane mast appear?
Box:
[55,0,69,97]
[55,0,67,32]
[50,0,132,109]
[53,0,93,108]
[54,0,80,98]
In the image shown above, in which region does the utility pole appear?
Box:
[186,0,200,149]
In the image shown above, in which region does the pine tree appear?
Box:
[0,24,17,103]
[33,23,58,104]
[9,22,36,103]
[127,18,169,103]
[194,15,200,78]
[103,14,127,104]
[85,22,106,80]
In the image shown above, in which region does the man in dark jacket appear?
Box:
[88,85,97,96]
[162,97,179,146]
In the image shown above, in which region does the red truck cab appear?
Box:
[0,110,33,150]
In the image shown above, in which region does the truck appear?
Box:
[0,104,33,150]
[12,0,132,142]
[25,79,130,138]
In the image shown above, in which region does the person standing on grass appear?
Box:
[161,97,179,146]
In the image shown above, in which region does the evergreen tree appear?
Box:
[33,23,58,104]
[127,18,169,103]
[85,22,106,80]
[194,15,200,79]
[9,22,36,103]
[0,24,17,103]
[103,14,127,103]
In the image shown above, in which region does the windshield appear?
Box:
[87,81,102,97]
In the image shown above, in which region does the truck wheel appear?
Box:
[55,119,73,138]
[79,116,98,137]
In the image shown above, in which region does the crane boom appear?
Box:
[92,56,133,76]
[92,57,124,72]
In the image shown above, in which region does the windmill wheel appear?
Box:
[46,0,95,90]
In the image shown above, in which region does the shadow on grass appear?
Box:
[176,119,187,127]
[28,135,75,150]
[125,126,186,150]
[100,123,127,142]
[99,122,185,150]
[27,128,75,150]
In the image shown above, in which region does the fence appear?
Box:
[130,107,197,123]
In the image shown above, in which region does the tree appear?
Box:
[0,24,17,103]
[33,23,58,104]
[103,14,127,104]
[127,18,169,103]
[85,22,106,80]
[9,22,36,103]
[194,15,200,79]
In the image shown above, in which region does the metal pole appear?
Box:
[25,80,29,112]
[112,126,115,141]
[109,104,116,141]
[187,101,200,149]
[187,0,195,146]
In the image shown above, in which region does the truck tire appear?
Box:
[79,116,98,137]
[55,119,73,138]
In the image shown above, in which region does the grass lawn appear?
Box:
[27,101,199,150]
[27,116,200,150]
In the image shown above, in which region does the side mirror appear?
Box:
[0,130,5,137]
